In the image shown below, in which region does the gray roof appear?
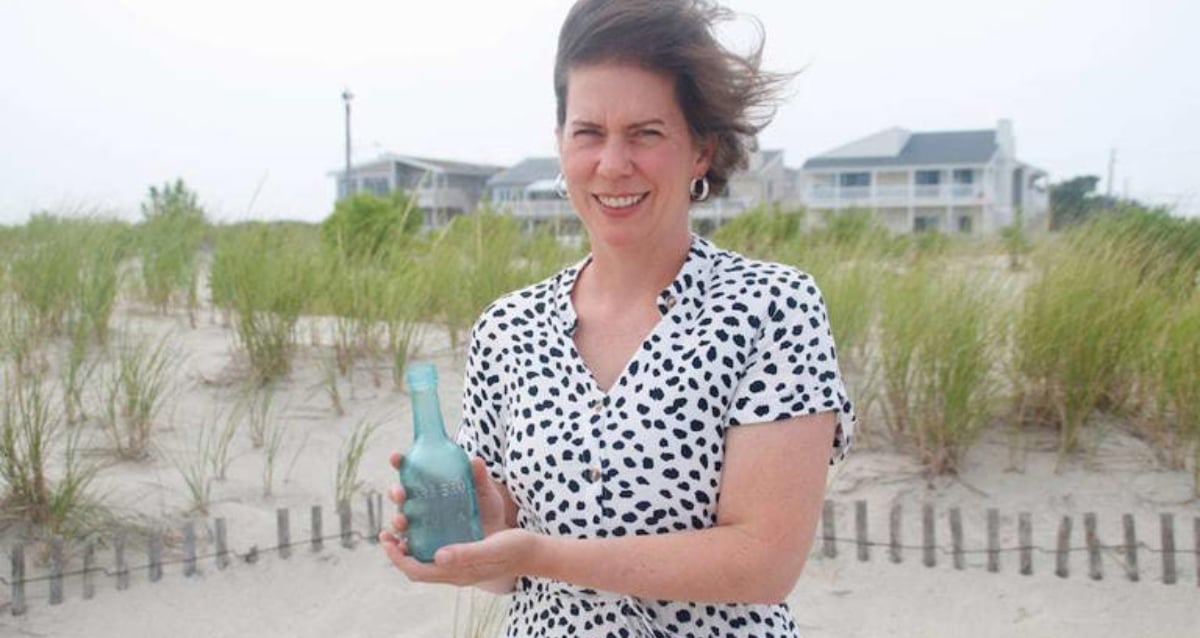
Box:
[330,154,505,178]
[803,130,998,170]
[487,157,560,187]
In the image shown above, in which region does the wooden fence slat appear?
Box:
[1123,514,1139,582]
[949,507,964,570]
[1056,516,1072,579]
[115,532,129,591]
[1019,513,1033,576]
[312,505,324,552]
[375,493,385,542]
[821,500,836,558]
[987,509,1000,573]
[1085,513,1102,581]
[339,500,353,549]
[367,494,379,545]
[1161,513,1176,585]
[922,504,936,568]
[83,542,96,600]
[278,508,292,559]
[889,502,902,564]
[149,535,163,583]
[49,536,65,605]
[855,500,869,562]
[11,544,26,616]
[183,521,197,576]
[216,518,229,569]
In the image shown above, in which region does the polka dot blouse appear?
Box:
[455,235,855,638]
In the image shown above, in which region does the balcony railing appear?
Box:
[806,183,985,203]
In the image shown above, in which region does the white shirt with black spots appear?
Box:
[456,234,855,638]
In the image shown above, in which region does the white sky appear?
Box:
[2,0,1197,224]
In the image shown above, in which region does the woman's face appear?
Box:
[557,62,711,251]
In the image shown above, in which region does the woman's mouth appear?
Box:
[594,193,648,209]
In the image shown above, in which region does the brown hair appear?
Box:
[554,0,790,196]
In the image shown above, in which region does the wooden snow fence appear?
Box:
[6,497,1198,615]
[5,493,385,616]
[817,500,1198,586]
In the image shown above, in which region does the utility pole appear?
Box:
[1106,147,1116,206]
[342,88,354,199]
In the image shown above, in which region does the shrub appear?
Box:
[321,191,423,262]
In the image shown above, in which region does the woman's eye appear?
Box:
[573,129,600,138]
[637,129,663,138]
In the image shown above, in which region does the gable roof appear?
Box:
[330,154,505,178]
[803,129,998,170]
[487,157,560,187]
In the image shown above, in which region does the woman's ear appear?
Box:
[694,136,716,175]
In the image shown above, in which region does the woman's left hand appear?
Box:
[380,527,539,587]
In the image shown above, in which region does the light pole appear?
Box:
[342,88,354,198]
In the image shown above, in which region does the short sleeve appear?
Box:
[726,271,855,465]
[453,314,509,484]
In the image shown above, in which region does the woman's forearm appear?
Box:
[525,522,811,605]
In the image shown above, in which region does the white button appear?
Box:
[664,294,677,309]
[587,467,602,483]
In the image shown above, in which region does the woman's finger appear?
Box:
[389,451,402,470]
[388,484,406,505]
[392,512,408,532]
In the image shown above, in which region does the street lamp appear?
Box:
[342,88,354,198]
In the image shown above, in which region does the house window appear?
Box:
[914,215,941,233]
[915,170,941,185]
[958,215,973,233]
[362,176,390,196]
[953,169,975,184]
[839,172,870,187]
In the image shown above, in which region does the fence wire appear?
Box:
[3,531,1197,591]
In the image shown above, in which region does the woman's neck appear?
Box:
[577,230,692,309]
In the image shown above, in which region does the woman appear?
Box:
[381,1,855,636]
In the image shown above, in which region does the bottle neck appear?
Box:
[410,385,449,443]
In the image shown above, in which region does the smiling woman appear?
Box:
[379,2,856,637]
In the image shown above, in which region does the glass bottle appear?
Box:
[399,362,484,562]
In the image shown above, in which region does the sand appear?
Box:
[2,301,1198,637]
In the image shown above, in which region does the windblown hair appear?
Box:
[554,0,791,197]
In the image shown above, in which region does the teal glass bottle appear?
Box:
[399,362,484,563]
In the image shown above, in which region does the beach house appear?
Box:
[799,120,1048,234]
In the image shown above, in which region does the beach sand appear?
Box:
[2,303,1197,637]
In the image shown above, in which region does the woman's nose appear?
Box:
[596,137,634,178]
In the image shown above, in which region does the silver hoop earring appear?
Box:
[554,172,569,199]
[689,176,710,202]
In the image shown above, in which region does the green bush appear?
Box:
[137,180,208,316]
[321,191,423,262]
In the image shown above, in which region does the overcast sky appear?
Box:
[2,0,1197,224]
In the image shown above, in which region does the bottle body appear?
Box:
[399,362,484,563]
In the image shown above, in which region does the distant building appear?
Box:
[329,154,504,227]
[484,149,799,234]
[799,120,1048,234]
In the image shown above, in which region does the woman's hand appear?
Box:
[380,526,538,587]
[379,452,528,590]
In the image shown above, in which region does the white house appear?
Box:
[799,120,1048,234]
[330,154,505,227]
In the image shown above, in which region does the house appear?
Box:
[799,120,1048,234]
[329,154,505,227]
[485,149,800,234]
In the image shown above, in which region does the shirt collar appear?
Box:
[553,233,715,337]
